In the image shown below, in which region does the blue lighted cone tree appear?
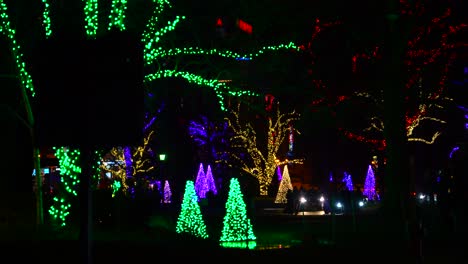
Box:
[220,178,256,242]
[176,180,209,239]
[275,165,293,203]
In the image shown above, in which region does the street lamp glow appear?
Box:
[300,197,307,203]
[159,154,166,161]
[319,196,325,203]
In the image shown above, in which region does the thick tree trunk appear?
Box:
[382,0,417,258]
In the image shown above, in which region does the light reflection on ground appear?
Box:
[219,240,302,250]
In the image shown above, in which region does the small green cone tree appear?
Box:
[176,180,209,239]
[220,178,256,242]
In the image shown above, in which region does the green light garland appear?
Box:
[112,180,121,197]
[147,42,299,62]
[48,147,81,227]
[145,70,259,111]
[143,15,185,64]
[54,147,81,196]
[83,0,98,37]
[41,0,52,37]
[48,197,71,227]
[108,0,128,31]
[0,0,35,96]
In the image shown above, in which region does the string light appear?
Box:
[274,165,293,204]
[163,180,172,203]
[220,178,256,242]
[108,0,128,31]
[83,0,98,37]
[218,102,304,196]
[307,1,465,149]
[41,0,52,37]
[145,70,259,111]
[0,0,35,96]
[176,180,209,239]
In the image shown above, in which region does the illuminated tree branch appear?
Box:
[218,102,304,196]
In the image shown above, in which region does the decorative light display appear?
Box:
[449,146,459,159]
[288,123,294,153]
[99,147,129,191]
[176,180,209,239]
[194,163,206,199]
[83,0,98,37]
[163,180,172,203]
[0,0,35,96]
[49,147,81,227]
[123,146,133,178]
[41,0,52,37]
[145,70,258,112]
[141,0,299,112]
[218,102,304,196]
[54,147,81,196]
[112,180,121,197]
[188,115,231,169]
[220,240,257,250]
[342,172,353,191]
[276,164,282,182]
[194,163,218,199]
[108,0,128,31]
[220,177,256,242]
[48,197,71,227]
[363,165,378,201]
[274,165,293,204]
[205,165,218,196]
[305,2,466,150]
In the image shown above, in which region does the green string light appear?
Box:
[143,15,185,64]
[145,70,260,111]
[54,147,81,196]
[0,0,35,96]
[48,197,71,227]
[83,0,98,37]
[108,0,128,31]
[146,42,300,63]
[41,0,52,37]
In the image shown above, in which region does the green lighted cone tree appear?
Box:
[274,165,293,204]
[176,180,209,239]
[220,178,256,242]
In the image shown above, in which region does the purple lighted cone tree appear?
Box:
[205,165,218,196]
[363,165,378,200]
[194,163,207,199]
[163,180,172,203]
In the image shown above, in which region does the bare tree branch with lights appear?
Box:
[217,102,304,196]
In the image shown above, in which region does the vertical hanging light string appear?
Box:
[83,0,99,37]
[41,0,52,37]
[0,0,35,96]
[108,0,128,31]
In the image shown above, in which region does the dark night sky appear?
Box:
[1,0,466,192]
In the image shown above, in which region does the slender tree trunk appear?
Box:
[382,0,417,258]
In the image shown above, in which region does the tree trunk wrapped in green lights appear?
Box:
[220,178,256,242]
